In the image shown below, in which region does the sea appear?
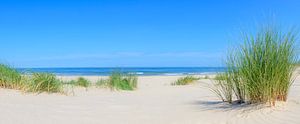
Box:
[16,67,225,76]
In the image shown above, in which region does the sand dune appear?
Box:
[0,75,299,124]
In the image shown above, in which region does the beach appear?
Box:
[0,73,299,124]
[1,0,299,123]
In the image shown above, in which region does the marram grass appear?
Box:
[96,79,109,88]
[108,71,138,90]
[212,25,298,105]
[97,71,138,90]
[26,73,63,93]
[172,76,200,85]
[70,77,91,88]
[0,64,23,89]
[0,64,138,92]
[0,65,64,93]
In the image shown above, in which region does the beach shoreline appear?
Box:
[17,67,224,77]
[57,74,217,82]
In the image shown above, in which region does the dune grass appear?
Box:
[212,25,298,105]
[213,74,226,80]
[0,64,137,92]
[26,73,63,93]
[70,77,91,88]
[96,71,137,90]
[0,64,64,93]
[108,71,137,90]
[0,64,23,89]
[172,76,200,85]
[204,75,209,79]
[96,79,109,88]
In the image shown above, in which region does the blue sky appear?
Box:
[0,0,299,67]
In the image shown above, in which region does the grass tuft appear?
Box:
[172,76,200,85]
[26,73,63,93]
[96,79,109,88]
[108,71,137,90]
[211,25,298,105]
[72,77,91,88]
[204,75,209,79]
[0,64,23,89]
[213,74,226,80]
[96,71,138,90]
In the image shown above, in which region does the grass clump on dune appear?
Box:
[211,73,236,103]
[213,74,226,80]
[172,76,200,85]
[212,25,298,105]
[109,71,137,90]
[26,73,63,93]
[70,77,91,88]
[0,64,23,89]
[98,71,137,90]
[96,79,109,88]
[204,75,209,79]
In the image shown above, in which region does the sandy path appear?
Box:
[0,75,299,124]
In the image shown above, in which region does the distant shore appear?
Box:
[17,67,225,76]
[57,74,217,84]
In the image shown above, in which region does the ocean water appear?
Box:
[17,67,225,76]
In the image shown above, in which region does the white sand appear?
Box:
[0,74,300,124]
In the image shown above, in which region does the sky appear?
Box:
[0,0,300,68]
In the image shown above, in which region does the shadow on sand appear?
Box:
[190,100,268,114]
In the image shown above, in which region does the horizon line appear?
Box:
[16,66,226,69]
